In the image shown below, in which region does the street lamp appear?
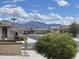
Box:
[11,18,17,40]
[11,18,17,29]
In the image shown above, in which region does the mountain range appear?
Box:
[16,21,61,29]
[0,20,61,29]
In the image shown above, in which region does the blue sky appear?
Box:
[0,0,79,25]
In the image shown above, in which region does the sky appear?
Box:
[0,0,79,25]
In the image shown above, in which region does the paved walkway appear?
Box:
[0,50,45,59]
[74,52,79,59]
[0,50,78,59]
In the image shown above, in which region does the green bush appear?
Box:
[19,36,27,42]
[35,32,77,59]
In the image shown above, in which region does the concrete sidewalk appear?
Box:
[0,50,45,59]
[0,50,78,59]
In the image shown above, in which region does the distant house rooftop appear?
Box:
[33,28,48,31]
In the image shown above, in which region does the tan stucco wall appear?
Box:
[0,43,21,55]
[0,28,2,40]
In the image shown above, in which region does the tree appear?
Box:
[35,32,77,59]
[69,22,78,37]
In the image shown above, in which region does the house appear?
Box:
[0,21,11,40]
[0,20,22,55]
[12,28,49,34]
[33,28,49,34]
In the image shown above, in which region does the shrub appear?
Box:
[19,36,27,41]
[35,32,77,59]
[68,22,78,37]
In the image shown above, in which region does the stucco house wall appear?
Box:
[0,42,22,55]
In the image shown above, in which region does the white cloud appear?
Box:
[62,17,74,25]
[48,7,55,10]
[3,0,24,3]
[76,5,79,8]
[0,4,78,25]
[0,5,28,21]
[32,9,39,13]
[54,0,69,6]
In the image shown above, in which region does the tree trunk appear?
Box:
[47,56,50,59]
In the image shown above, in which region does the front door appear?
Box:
[2,27,7,38]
